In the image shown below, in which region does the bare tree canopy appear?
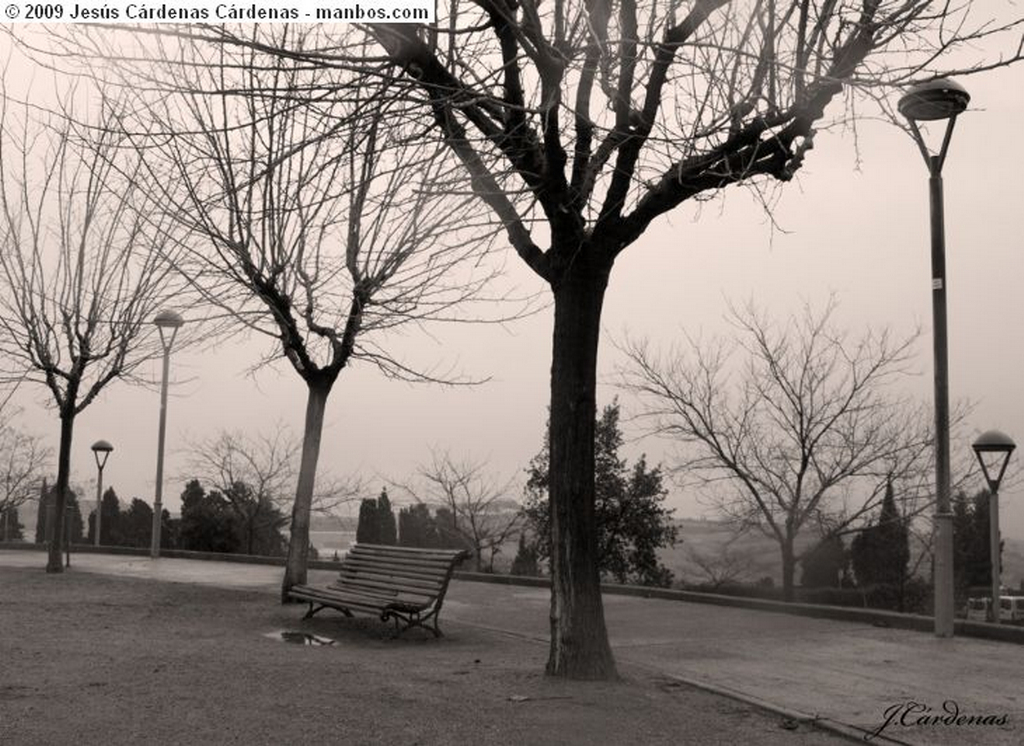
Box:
[686,541,755,591]
[0,419,50,541]
[617,300,973,599]
[184,428,363,523]
[126,33,508,380]
[0,90,184,572]
[87,26,524,599]
[394,449,523,572]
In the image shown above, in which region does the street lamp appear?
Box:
[91,440,113,547]
[972,430,1016,623]
[898,77,970,638]
[151,310,184,559]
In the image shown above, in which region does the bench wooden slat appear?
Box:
[330,570,438,592]
[339,557,449,578]
[344,550,454,569]
[345,555,462,572]
[294,585,427,610]
[338,559,449,583]
[289,586,387,608]
[290,591,398,615]
[329,577,437,599]
[292,583,407,605]
[333,570,442,594]
[346,548,454,573]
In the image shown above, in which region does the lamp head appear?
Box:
[898,78,970,122]
[91,439,114,454]
[91,439,113,470]
[973,430,1016,456]
[153,310,184,329]
[973,430,1016,493]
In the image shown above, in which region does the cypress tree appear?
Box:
[356,498,380,544]
[2,506,24,541]
[511,533,540,577]
[377,489,397,546]
[851,479,909,587]
[800,534,847,588]
[399,503,437,547]
[952,489,1001,593]
[34,479,49,544]
[398,506,414,546]
[99,487,123,545]
[64,489,85,544]
[122,498,154,548]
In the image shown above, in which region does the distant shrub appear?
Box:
[680,581,784,601]
[677,577,931,615]
[795,587,865,607]
[510,538,540,576]
[858,579,931,615]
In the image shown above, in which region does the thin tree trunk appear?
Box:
[546,261,618,680]
[781,538,797,602]
[281,382,330,602]
[46,412,75,573]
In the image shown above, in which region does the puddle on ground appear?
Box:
[264,630,337,646]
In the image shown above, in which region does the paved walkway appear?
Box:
[3,550,1021,745]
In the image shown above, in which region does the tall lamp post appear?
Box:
[972,430,1016,623]
[898,78,970,638]
[151,310,184,559]
[91,440,113,547]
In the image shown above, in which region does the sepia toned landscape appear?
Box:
[2,4,1023,744]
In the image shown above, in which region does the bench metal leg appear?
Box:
[382,608,444,638]
[303,603,352,620]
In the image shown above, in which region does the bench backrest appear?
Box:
[329,544,467,605]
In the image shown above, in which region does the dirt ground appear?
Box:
[0,567,846,745]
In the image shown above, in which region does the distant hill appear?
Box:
[666,518,1024,591]
[309,513,358,532]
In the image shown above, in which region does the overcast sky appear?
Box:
[3,24,1023,539]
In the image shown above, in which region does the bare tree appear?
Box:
[184,427,363,555]
[685,541,755,591]
[0,419,50,541]
[396,450,523,572]
[115,28,511,600]
[618,301,962,601]
[0,91,181,572]
[184,429,297,556]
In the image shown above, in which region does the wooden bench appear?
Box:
[287,544,468,637]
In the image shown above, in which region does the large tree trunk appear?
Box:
[546,260,617,680]
[46,411,75,573]
[281,382,330,602]
[780,537,797,602]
